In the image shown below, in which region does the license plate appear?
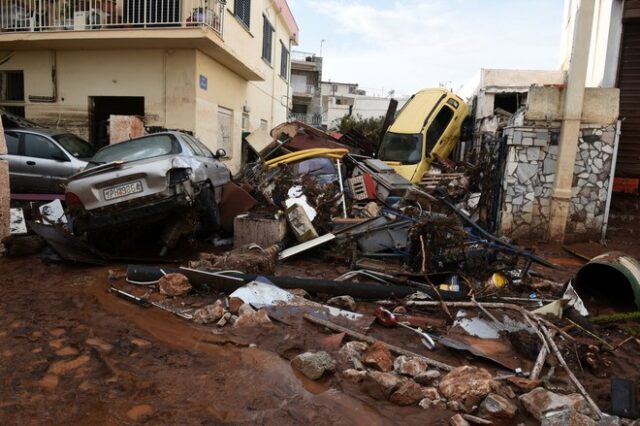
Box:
[103,181,143,201]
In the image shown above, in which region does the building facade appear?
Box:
[290,51,322,125]
[0,0,298,172]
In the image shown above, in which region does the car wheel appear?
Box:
[196,185,220,235]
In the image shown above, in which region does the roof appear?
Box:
[389,88,450,134]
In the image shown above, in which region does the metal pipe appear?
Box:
[336,158,347,218]
[600,119,621,243]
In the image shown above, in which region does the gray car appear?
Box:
[65,131,231,252]
[1,128,97,194]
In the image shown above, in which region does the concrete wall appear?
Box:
[525,86,620,124]
[560,0,623,88]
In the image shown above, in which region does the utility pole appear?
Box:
[549,0,595,241]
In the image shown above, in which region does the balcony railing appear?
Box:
[0,0,225,36]
[291,112,322,125]
[292,84,318,96]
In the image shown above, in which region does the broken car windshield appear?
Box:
[377,132,423,164]
[88,134,180,168]
[52,133,97,159]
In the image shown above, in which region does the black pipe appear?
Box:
[127,265,466,301]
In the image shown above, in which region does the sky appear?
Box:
[288,0,564,97]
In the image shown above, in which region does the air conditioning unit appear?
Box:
[73,11,89,30]
[74,10,109,30]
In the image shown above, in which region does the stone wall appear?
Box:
[499,118,616,240]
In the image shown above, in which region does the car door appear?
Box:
[22,132,75,193]
[1,131,25,192]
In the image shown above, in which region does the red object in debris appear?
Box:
[64,192,83,209]
[374,307,399,327]
[218,181,257,233]
[613,177,639,194]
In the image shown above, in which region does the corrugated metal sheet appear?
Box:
[617,21,640,177]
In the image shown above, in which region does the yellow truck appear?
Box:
[377,88,469,183]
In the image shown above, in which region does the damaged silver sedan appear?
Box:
[65,131,230,254]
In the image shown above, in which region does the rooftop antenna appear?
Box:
[320,39,326,57]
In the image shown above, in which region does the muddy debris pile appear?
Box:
[8,122,640,424]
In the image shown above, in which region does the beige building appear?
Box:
[0,0,298,172]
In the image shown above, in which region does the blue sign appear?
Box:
[199,75,207,90]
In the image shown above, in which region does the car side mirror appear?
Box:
[215,148,227,159]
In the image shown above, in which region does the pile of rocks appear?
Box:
[192,297,272,328]
[291,339,603,426]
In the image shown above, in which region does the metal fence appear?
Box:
[0,0,224,35]
[291,113,322,125]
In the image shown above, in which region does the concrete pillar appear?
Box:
[549,0,596,242]
[0,118,9,240]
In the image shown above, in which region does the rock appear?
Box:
[449,414,471,426]
[390,380,424,406]
[341,369,367,384]
[38,374,59,390]
[327,295,356,311]
[478,393,517,420]
[48,354,90,375]
[158,273,192,296]
[392,306,407,315]
[233,308,272,328]
[447,400,465,412]
[360,371,404,400]
[415,369,441,385]
[55,347,79,357]
[519,387,590,421]
[228,297,244,315]
[291,351,336,380]
[126,404,154,421]
[506,376,541,392]
[192,300,224,324]
[541,408,596,426]
[362,341,393,372]
[419,397,446,410]
[337,341,368,366]
[422,386,440,400]
[439,366,496,407]
[393,355,428,377]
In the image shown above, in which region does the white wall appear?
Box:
[560,0,623,88]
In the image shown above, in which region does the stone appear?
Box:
[415,369,441,385]
[512,195,524,206]
[439,366,496,407]
[393,355,428,377]
[540,409,596,426]
[341,369,367,384]
[233,308,272,327]
[217,312,232,327]
[158,273,192,296]
[602,145,613,154]
[422,386,441,400]
[593,158,603,170]
[228,297,244,315]
[291,351,336,380]
[362,341,393,372]
[126,404,154,421]
[48,354,90,375]
[55,347,79,357]
[519,387,590,421]
[193,300,225,324]
[516,163,537,184]
[38,374,59,390]
[449,414,471,426]
[543,158,555,174]
[527,147,539,161]
[85,337,113,352]
[390,380,424,406]
[327,295,356,311]
[360,371,404,400]
[506,376,541,392]
[337,341,368,366]
[478,393,517,420]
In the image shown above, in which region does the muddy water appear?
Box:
[0,256,448,425]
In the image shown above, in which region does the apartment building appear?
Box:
[290,50,322,125]
[0,0,298,171]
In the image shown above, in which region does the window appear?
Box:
[89,134,180,167]
[262,16,274,63]
[180,134,206,157]
[425,106,455,154]
[5,132,19,155]
[234,0,251,28]
[378,132,423,164]
[218,107,233,157]
[280,41,289,79]
[24,134,66,160]
[52,134,96,159]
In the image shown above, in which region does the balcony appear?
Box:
[0,0,224,34]
[292,83,318,97]
[290,112,322,125]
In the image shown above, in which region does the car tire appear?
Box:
[196,185,220,235]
